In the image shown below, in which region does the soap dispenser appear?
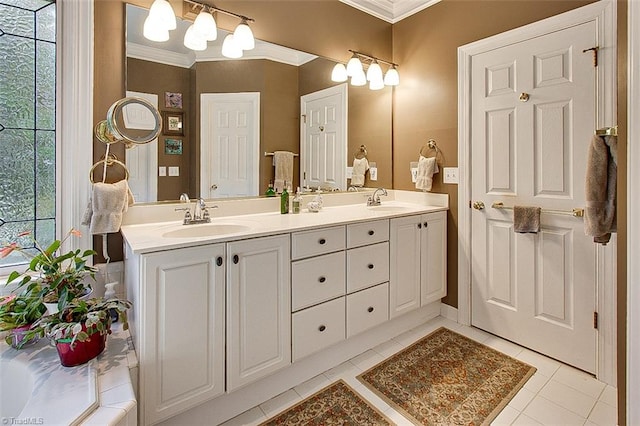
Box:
[292,187,302,214]
[265,181,276,197]
[280,181,290,214]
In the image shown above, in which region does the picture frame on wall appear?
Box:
[164,138,183,155]
[165,92,183,109]
[163,111,184,136]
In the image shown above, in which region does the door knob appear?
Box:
[519,92,530,102]
[473,201,485,210]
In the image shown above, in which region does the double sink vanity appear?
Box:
[120,189,448,425]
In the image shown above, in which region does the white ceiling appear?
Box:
[339,0,441,23]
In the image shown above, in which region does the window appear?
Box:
[0,0,56,269]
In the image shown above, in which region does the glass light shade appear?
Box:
[384,66,400,86]
[366,61,383,82]
[143,15,169,42]
[234,21,255,50]
[149,0,176,30]
[350,69,367,86]
[369,77,385,90]
[184,24,207,51]
[346,55,363,77]
[331,63,348,82]
[221,34,243,58]
[193,10,217,41]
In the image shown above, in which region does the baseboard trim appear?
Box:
[440,303,458,323]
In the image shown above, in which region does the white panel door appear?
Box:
[300,84,347,191]
[125,90,158,202]
[226,235,291,391]
[471,22,597,372]
[201,93,259,198]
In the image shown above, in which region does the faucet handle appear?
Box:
[174,207,192,224]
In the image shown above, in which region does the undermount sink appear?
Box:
[366,204,412,212]
[162,223,251,238]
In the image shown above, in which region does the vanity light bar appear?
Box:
[348,50,398,68]
[183,0,254,23]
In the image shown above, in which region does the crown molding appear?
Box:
[127,42,195,68]
[339,0,440,23]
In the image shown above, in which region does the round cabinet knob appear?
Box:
[418,223,422,229]
[233,255,239,264]
[424,222,428,228]
[318,325,326,332]
[319,238,326,245]
[367,306,374,313]
[216,257,223,266]
[472,201,485,210]
[368,230,375,236]
[368,264,374,269]
[318,276,326,283]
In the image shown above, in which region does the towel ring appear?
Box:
[355,145,368,160]
[420,139,441,158]
[89,155,130,183]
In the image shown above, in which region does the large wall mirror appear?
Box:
[125,4,392,203]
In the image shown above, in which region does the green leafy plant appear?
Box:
[1,229,97,311]
[0,286,47,345]
[31,298,132,349]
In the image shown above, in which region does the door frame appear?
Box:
[200,92,260,198]
[457,0,617,384]
[125,90,158,203]
[300,83,348,191]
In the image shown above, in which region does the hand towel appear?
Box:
[273,151,294,193]
[513,205,541,233]
[415,156,438,191]
[81,180,135,235]
[584,134,617,244]
[350,157,369,187]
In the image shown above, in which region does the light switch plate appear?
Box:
[346,166,353,179]
[443,167,459,184]
[158,166,166,177]
[168,166,179,177]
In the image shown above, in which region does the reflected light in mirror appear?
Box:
[331,63,348,82]
[143,15,169,42]
[351,69,367,86]
[234,19,255,50]
[184,24,207,51]
[193,9,218,41]
[221,34,243,58]
[149,0,176,30]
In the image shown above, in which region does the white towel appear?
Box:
[273,151,294,193]
[82,180,135,234]
[350,157,369,187]
[415,156,438,191]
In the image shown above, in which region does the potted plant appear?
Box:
[1,229,97,313]
[0,285,47,348]
[30,297,132,367]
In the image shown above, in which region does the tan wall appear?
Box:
[127,58,192,201]
[391,0,595,308]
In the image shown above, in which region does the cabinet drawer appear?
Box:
[292,251,346,312]
[347,283,389,338]
[347,219,389,248]
[292,297,345,361]
[291,226,346,260]
[346,242,389,293]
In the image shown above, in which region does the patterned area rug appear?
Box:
[260,379,393,425]
[358,327,536,426]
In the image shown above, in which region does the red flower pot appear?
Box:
[55,326,106,367]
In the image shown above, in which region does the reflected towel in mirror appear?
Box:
[273,151,294,193]
[351,157,369,187]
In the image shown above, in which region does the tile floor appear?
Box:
[220,316,617,426]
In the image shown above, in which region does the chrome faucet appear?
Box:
[175,196,217,225]
[367,188,388,206]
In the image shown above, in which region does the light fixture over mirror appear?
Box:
[142,0,256,58]
[332,50,399,89]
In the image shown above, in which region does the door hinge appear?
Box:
[301,114,307,124]
[469,200,472,209]
[593,311,599,329]
[583,46,599,67]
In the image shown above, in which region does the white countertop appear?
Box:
[121,190,448,254]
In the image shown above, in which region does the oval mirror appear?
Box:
[104,97,162,145]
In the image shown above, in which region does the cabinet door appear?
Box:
[141,244,225,425]
[227,235,291,391]
[420,211,447,305]
[389,216,422,318]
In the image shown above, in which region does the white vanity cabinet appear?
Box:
[128,244,226,425]
[226,235,291,391]
[390,211,447,318]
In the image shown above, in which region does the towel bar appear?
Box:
[595,126,617,136]
[491,202,584,218]
[264,152,299,157]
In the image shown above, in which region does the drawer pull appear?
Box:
[319,238,326,245]
[318,325,326,332]
[368,230,375,236]
[368,264,374,269]
[424,222,428,228]
[318,276,326,283]
[418,223,422,229]
[216,256,223,266]
[233,254,239,264]
[367,306,374,313]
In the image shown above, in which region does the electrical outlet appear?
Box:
[443,167,459,184]
[158,166,167,177]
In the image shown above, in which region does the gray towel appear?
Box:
[584,135,617,244]
[273,151,294,193]
[81,180,135,235]
[513,205,541,233]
